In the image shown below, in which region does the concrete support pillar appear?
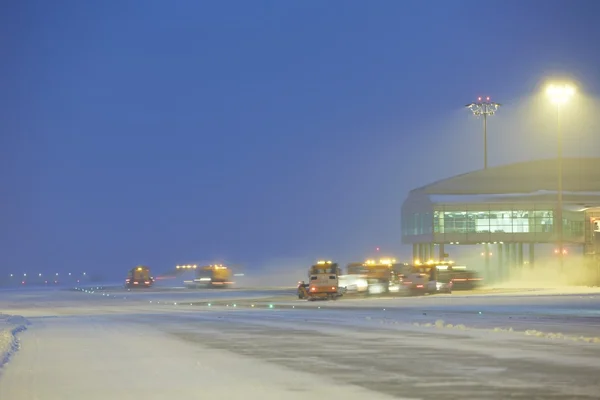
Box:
[511,243,518,272]
[484,243,491,281]
[504,243,511,280]
[497,243,504,283]
[429,243,435,260]
[529,243,535,267]
[518,243,524,268]
[439,243,445,260]
[412,244,418,262]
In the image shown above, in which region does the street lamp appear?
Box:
[546,83,575,271]
[466,97,501,169]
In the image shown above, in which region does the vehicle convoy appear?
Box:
[125,266,154,288]
[178,264,233,289]
[296,258,477,298]
[339,259,476,296]
[297,260,343,300]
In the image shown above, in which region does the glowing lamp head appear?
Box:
[546,83,575,105]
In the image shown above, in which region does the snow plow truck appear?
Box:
[298,260,344,300]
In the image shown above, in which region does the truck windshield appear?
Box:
[310,266,337,274]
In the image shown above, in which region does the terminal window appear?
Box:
[432,210,554,234]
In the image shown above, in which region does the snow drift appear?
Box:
[0,314,30,370]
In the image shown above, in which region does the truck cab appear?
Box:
[309,260,339,295]
[298,260,341,300]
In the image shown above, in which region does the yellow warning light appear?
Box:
[317,260,326,265]
[137,267,142,271]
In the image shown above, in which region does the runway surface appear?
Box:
[1,286,600,399]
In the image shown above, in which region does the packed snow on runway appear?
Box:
[1,287,600,400]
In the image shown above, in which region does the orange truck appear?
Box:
[125,266,154,288]
[345,258,407,294]
[182,264,233,289]
[298,260,342,300]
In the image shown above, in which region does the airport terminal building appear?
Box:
[401,158,600,280]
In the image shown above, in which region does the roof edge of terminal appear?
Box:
[409,157,600,196]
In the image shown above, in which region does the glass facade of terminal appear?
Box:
[402,205,585,240]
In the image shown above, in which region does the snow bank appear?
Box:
[410,319,600,344]
[0,314,30,370]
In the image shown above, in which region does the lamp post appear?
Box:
[546,83,575,271]
[466,97,501,170]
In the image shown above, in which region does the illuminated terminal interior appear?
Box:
[401,158,600,281]
[407,207,583,238]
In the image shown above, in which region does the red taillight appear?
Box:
[416,284,424,288]
[310,287,316,291]
[133,282,139,285]
[331,286,335,290]
[144,281,150,284]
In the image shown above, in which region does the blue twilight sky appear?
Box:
[2,0,600,278]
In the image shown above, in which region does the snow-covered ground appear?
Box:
[1,287,600,399]
[0,325,12,364]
